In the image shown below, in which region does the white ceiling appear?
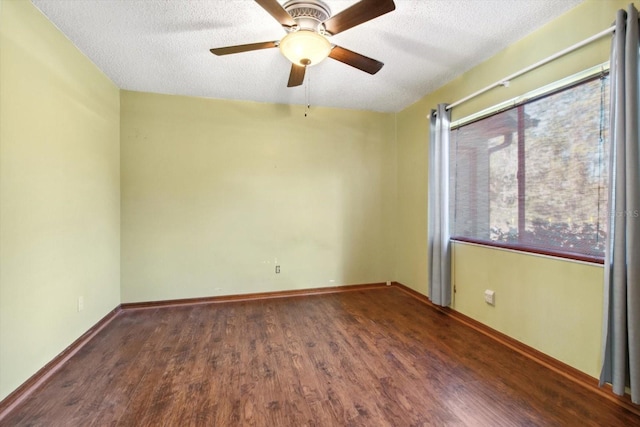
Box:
[31,0,583,113]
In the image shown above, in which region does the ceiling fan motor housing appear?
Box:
[283,0,331,32]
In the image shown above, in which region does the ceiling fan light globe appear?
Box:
[279,30,331,67]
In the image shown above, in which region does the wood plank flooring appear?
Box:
[2,287,639,426]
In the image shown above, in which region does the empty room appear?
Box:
[1,0,639,425]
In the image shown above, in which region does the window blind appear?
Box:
[450,75,609,262]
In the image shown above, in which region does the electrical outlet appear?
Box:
[275,265,280,274]
[78,296,84,312]
[484,289,495,306]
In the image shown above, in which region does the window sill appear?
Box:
[450,237,605,265]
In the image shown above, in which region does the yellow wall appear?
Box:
[120,91,396,302]
[0,0,120,400]
[396,0,627,377]
[452,243,604,376]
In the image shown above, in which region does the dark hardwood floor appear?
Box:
[2,287,639,426]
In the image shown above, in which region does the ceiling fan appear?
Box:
[210,0,396,87]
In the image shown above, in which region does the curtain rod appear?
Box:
[445,25,616,111]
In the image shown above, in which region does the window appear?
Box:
[450,74,609,263]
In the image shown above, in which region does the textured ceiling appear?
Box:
[31,0,583,112]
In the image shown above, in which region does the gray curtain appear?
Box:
[599,5,640,404]
[428,104,452,306]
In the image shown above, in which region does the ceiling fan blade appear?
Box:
[329,46,384,75]
[255,0,297,28]
[287,64,306,87]
[322,0,395,36]
[210,41,278,56]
